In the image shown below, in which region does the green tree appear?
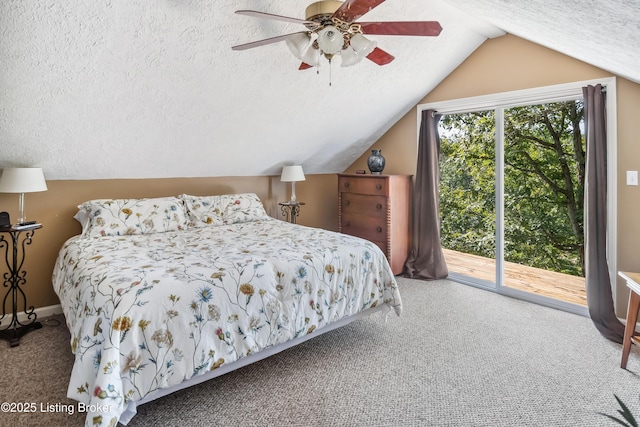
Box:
[504,101,585,276]
[439,101,585,277]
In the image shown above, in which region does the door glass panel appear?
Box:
[439,111,497,286]
[502,101,586,306]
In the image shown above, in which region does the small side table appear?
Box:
[279,202,305,224]
[619,271,640,368]
[0,224,43,347]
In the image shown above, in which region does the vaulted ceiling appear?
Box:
[1,0,638,180]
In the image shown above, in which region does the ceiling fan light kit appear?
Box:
[287,21,378,68]
[233,0,442,71]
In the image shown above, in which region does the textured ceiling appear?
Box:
[452,0,640,85]
[0,0,637,180]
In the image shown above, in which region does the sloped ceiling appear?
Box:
[452,0,640,85]
[0,0,637,180]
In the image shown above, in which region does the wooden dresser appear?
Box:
[338,174,412,275]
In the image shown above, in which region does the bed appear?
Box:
[52,193,403,426]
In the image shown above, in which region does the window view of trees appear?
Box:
[439,100,585,277]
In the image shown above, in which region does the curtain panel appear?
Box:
[404,109,449,280]
[583,84,624,343]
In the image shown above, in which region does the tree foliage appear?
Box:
[439,101,585,277]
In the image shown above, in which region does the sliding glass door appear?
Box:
[439,101,587,310]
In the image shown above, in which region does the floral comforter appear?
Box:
[52,219,402,426]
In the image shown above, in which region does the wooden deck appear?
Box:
[443,248,587,306]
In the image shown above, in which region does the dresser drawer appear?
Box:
[340,193,387,219]
[338,176,388,196]
[340,212,388,242]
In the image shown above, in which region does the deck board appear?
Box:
[443,248,586,306]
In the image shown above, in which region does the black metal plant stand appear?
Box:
[0,225,42,347]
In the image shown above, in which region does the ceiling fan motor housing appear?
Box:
[305,1,343,24]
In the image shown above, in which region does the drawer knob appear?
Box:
[376,203,382,210]
[344,182,350,188]
[376,184,382,190]
[376,226,382,232]
[345,200,350,205]
[345,221,350,227]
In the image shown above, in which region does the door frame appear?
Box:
[418,77,617,317]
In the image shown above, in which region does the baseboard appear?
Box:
[14,304,63,323]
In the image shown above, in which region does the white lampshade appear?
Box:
[287,33,321,67]
[340,46,360,67]
[317,25,344,55]
[280,165,306,182]
[0,168,48,193]
[281,165,305,203]
[0,167,47,224]
[301,46,321,67]
[286,33,312,59]
[350,33,377,58]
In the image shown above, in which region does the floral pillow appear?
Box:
[76,197,188,237]
[178,194,226,227]
[179,193,270,227]
[221,193,271,224]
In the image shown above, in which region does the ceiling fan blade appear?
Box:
[235,10,319,28]
[332,0,386,23]
[366,47,395,66]
[299,63,314,70]
[359,21,442,36]
[232,32,307,51]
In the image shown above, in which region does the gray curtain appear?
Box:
[404,109,448,279]
[583,84,624,343]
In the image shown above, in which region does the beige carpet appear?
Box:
[0,278,639,427]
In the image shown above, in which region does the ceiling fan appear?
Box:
[231,0,442,70]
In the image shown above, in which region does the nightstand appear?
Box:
[279,202,305,224]
[0,224,43,347]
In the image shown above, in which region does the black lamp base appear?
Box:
[0,321,42,347]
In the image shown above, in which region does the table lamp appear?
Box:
[0,167,48,225]
[280,165,305,202]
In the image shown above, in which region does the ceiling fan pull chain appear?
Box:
[329,58,333,86]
